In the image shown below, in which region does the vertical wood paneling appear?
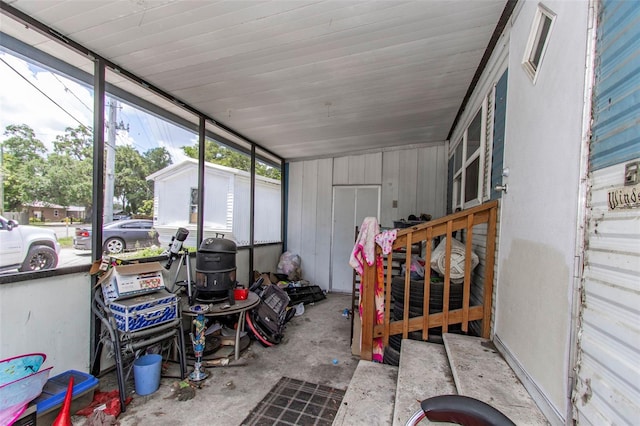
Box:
[434,145,448,218]
[417,146,435,217]
[314,158,334,289]
[286,161,304,255]
[398,148,419,219]
[333,156,349,185]
[417,145,446,219]
[382,150,400,227]
[348,155,366,184]
[288,146,445,288]
[301,160,318,283]
[364,152,383,184]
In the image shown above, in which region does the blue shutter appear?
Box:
[590,0,640,170]
[491,69,508,200]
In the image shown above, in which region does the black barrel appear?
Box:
[195,237,237,303]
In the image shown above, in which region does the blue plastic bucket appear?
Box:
[133,354,162,396]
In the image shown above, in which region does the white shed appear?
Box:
[147,159,281,248]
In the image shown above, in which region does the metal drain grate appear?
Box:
[241,377,345,426]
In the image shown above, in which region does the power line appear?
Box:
[0,57,89,129]
[51,72,92,113]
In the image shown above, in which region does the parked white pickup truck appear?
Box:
[0,215,61,272]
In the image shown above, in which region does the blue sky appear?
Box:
[0,51,194,164]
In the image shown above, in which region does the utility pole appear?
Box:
[104,100,116,223]
[105,99,130,223]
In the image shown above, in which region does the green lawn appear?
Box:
[58,236,73,248]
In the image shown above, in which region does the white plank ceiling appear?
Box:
[2,0,507,160]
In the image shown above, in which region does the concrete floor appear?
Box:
[90,293,358,425]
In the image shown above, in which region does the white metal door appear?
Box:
[330,186,380,293]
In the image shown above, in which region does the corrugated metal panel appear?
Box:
[491,69,508,200]
[574,1,640,422]
[590,0,640,171]
[574,160,640,425]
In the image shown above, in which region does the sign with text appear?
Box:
[608,183,640,210]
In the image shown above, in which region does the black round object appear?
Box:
[391,277,463,310]
[195,237,237,300]
[383,345,400,366]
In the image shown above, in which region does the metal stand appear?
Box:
[91,289,187,413]
[172,249,194,305]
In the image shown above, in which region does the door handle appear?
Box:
[494,184,508,193]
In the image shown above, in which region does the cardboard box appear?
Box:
[99,261,165,303]
[109,290,179,332]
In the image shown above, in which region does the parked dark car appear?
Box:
[73,219,160,254]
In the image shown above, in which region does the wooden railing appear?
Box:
[360,200,499,361]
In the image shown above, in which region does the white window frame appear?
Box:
[522,3,556,83]
[451,103,487,211]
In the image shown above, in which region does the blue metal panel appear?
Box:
[590,0,640,170]
[491,69,508,200]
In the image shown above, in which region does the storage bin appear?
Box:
[109,290,179,332]
[33,370,98,425]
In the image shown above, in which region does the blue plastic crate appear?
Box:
[33,370,98,420]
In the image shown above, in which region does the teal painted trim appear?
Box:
[591,0,640,170]
[491,69,508,200]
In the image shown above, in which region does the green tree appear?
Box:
[144,147,172,171]
[1,124,47,210]
[183,140,280,180]
[130,146,173,217]
[115,145,150,215]
[53,125,92,160]
[44,125,94,209]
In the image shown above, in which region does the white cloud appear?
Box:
[0,52,93,149]
[1,51,198,166]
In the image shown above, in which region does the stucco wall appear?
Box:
[495,1,589,422]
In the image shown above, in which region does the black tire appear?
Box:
[392,303,424,320]
[383,345,400,366]
[389,334,403,351]
[104,237,125,254]
[19,245,58,272]
[388,332,431,351]
[391,277,463,310]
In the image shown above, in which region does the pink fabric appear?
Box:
[375,229,398,255]
[371,257,385,362]
[349,217,379,275]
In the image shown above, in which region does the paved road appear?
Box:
[59,247,93,268]
[46,224,82,240]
